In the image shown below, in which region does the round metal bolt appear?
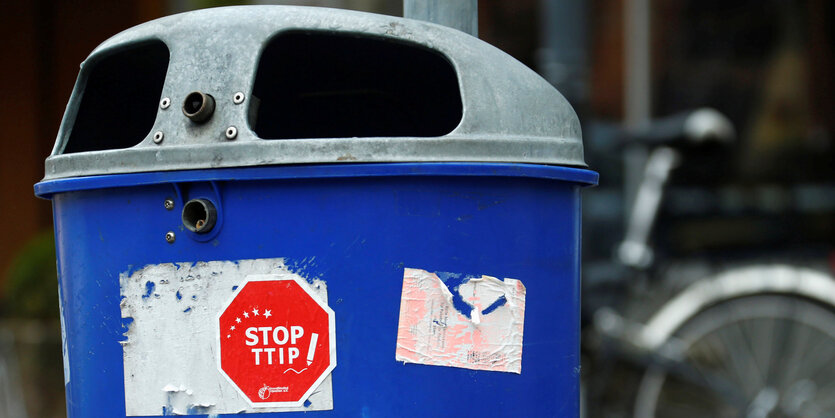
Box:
[160,97,171,109]
[165,231,176,244]
[153,131,164,144]
[225,126,238,140]
[233,92,245,104]
[163,199,175,210]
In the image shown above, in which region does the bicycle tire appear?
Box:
[634,273,835,417]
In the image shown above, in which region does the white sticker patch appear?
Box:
[120,258,333,416]
[395,268,526,374]
[58,285,70,385]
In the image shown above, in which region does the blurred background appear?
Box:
[0,0,832,416]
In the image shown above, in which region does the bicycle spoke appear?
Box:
[654,375,737,417]
[717,319,760,397]
[779,313,816,389]
[689,334,734,387]
[735,315,767,388]
[798,336,835,387]
[770,316,797,391]
[752,314,775,385]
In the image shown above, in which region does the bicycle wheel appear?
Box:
[634,294,835,418]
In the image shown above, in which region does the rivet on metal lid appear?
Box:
[225,126,238,140]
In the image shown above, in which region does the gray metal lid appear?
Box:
[43,6,585,181]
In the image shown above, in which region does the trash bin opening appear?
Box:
[250,30,462,140]
[62,40,169,154]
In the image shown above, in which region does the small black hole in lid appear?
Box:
[63,40,169,154]
[251,31,462,139]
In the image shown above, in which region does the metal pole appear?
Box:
[623,0,652,225]
[403,0,478,38]
[538,0,587,106]
[625,0,651,128]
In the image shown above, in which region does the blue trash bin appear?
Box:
[35,6,597,417]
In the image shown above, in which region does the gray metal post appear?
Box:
[538,0,587,106]
[625,0,651,128]
[623,0,652,226]
[403,0,478,37]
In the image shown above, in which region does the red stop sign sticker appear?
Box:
[217,275,336,407]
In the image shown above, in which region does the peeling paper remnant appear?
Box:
[395,268,526,374]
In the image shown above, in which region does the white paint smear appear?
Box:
[120,258,333,416]
[395,268,526,374]
[58,285,70,385]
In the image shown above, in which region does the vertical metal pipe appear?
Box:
[623,0,652,225]
[625,0,651,128]
[403,0,478,38]
[538,0,587,106]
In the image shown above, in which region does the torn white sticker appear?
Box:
[120,258,333,416]
[395,268,526,374]
[58,285,70,385]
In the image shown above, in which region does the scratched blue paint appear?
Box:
[119,317,134,342]
[124,264,141,276]
[436,272,488,320]
[142,281,155,299]
[36,162,595,417]
[451,281,477,320]
[175,290,182,300]
[285,256,325,283]
[187,405,212,414]
[480,295,507,315]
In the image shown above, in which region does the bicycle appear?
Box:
[581,108,835,417]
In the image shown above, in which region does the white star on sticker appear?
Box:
[253,308,259,316]
[230,326,235,331]
[263,309,272,318]
[243,312,249,318]
[235,317,241,323]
